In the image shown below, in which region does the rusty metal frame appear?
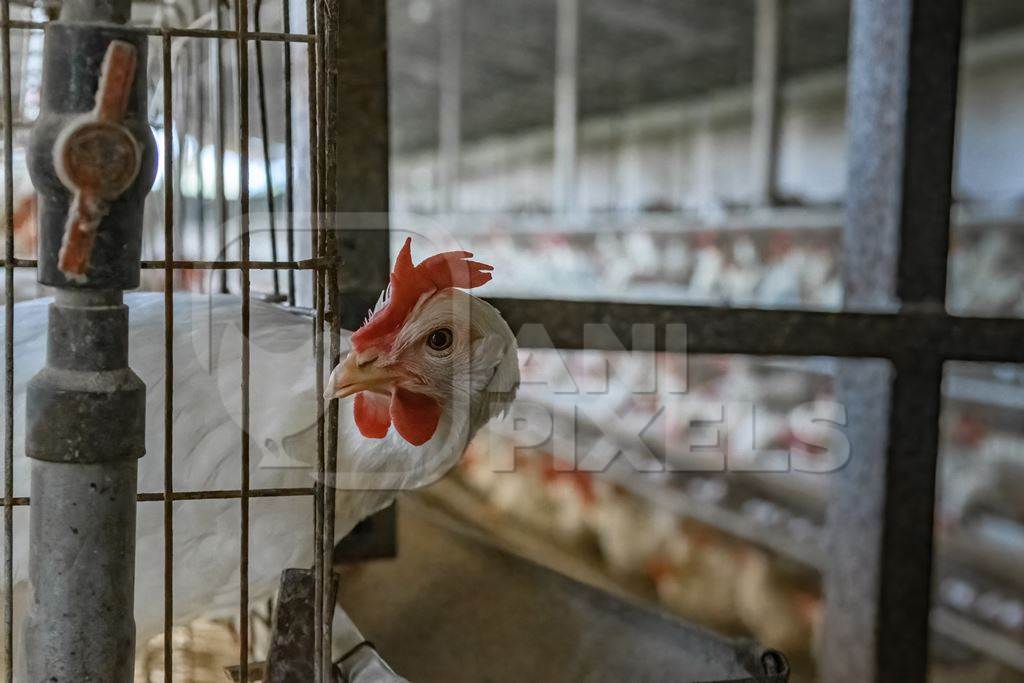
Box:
[485,1,966,681]
[487,298,1024,362]
[825,1,964,681]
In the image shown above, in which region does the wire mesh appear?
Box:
[0,0,338,678]
[150,0,339,676]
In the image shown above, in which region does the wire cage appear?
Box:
[0,0,386,679]
[0,0,1020,682]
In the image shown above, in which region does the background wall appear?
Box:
[392,28,1024,214]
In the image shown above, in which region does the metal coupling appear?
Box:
[26,289,145,464]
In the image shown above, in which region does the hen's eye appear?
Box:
[427,327,454,352]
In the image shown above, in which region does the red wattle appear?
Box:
[354,392,391,439]
[390,387,443,446]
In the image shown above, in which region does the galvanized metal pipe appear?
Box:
[23,289,146,681]
[25,457,137,677]
[23,1,156,679]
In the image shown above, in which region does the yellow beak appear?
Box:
[325,352,400,400]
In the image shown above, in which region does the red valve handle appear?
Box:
[56,40,139,280]
[94,40,136,123]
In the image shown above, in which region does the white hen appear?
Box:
[4,239,520,668]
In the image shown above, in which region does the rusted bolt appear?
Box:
[53,40,141,280]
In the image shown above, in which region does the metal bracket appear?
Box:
[256,568,338,683]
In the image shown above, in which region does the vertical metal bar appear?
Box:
[161,29,174,683]
[313,0,325,671]
[322,240,339,682]
[172,48,185,289]
[324,6,392,673]
[823,1,963,682]
[312,257,325,682]
[437,0,461,214]
[306,0,324,672]
[325,0,392,314]
[283,0,296,306]
[320,1,339,671]
[216,3,229,293]
[329,3,390,404]
[553,0,578,213]
[896,11,960,308]
[0,0,13,676]
[235,0,252,676]
[751,0,783,207]
[194,36,207,271]
[253,0,280,297]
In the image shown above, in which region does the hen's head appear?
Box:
[325,238,519,446]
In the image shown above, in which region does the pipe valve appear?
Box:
[52,40,141,280]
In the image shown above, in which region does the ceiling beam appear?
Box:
[585,0,741,50]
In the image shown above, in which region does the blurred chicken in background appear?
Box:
[734,549,822,677]
[646,522,745,635]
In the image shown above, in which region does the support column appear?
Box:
[23,1,157,679]
[824,1,963,681]
[438,0,462,214]
[323,0,392,680]
[750,0,783,207]
[554,0,579,213]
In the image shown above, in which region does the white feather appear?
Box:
[1,291,517,663]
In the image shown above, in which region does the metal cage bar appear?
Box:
[0,487,314,508]
[0,257,333,268]
[0,0,12,678]
[825,1,964,681]
[161,27,175,683]
[148,0,330,677]
[281,0,295,306]
[3,19,314,42]
[234,0,253,679]
[253,0,280,300]
[312,0,326,678]
[487,298,1024,362]
[215,1,228,294]
[0,0,335,676]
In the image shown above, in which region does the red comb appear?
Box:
[351,238,493,352]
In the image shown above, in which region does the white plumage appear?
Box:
[3,287,519,666]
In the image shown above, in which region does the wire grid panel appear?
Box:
[155,0,342,681]
[0,0,342,680]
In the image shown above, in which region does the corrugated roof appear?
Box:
[390,0,1024,153]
